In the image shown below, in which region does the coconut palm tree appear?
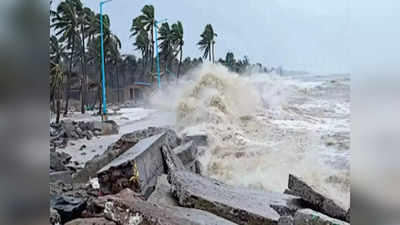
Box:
[198,24,217,63]
[50,62,65,123]
[134,29,150,75]
[171,21,184,78]
[158,22,174,70]
[51,0,83,116]
[131,5,155,72]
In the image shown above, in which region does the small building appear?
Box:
[123,82,153,103]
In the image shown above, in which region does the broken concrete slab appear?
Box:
[288,174,348,222]
[98,189,238,225]
[73,127,174,183]
[174,140,198,164]
[161,143,186,174]
[147,174,178,206]
[183,134,208,146]
[293,209,349,225]
[50,171,73,184]
[65,218,116,225]
[185,159,203,175]
[97,132,168,197]
[171,171,305,225]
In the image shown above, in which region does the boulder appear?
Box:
[65,218,116,225]
[97,189,238,225]
[173,140,198,164]
[62,120,75,138]
[102,120,119,135]
[97,132,168,197]
[170,171,305,225]
[87,121,103,132]
[50,151,72,171]
[50,196,86,224]
[293,209,349,225]
[287,174,348,222]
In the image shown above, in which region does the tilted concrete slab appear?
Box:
[97,132,167,197]
[170,171,305,225]
[288,174,348,222]
[96,189,239,225]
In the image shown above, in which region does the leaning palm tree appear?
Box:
[51,0,83,116]
[197,24,217,63]
[171,21,184,78]
[158,22,174,70]
[134,29,150,75]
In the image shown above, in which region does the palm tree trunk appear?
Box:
[150,26,154,72]
[64,37,75,116]
[116,62,120,105]
[80,23,87,114]
[177,45,183,79]
[209,44,211,62]
[56,99,61,123]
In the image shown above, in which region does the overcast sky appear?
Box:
[50,0,400,74]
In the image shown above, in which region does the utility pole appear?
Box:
[100,0,112,120]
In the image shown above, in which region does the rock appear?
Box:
[288,174,348,222]
[50,196,86,224]
[97,189,238,225]
[50,151,72,171]
[293,209,349,225]
[147,175,178,206]
[65,218,116,225]
[278,216,294,225]
[97,132,168,197]
[79,145,86,151]
[345,208,350,222]
[170,171,305,225]
[183,134,208,146]
[87,121,103,131]
[50,127,58,137]
[50,207,61,225]
[102,120,119,135]
[62,120,75,138]
[50,171,73,184]
[173,140,198,164]
[161,143,186,174]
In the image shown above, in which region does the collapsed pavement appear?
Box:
[50,126,350,225]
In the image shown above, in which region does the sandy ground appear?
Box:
[55,107,175,167]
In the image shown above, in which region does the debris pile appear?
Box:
[50,120,119,149]
[50,126,350,225]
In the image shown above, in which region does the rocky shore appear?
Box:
[50,124,350,225]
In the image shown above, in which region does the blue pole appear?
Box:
[100,0,112,118]
[154,21,161,89]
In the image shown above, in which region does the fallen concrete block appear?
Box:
[98,189,238,225]
[97,132,168,197]
[294,209,349,225]
[65,218,116,225]
[183,134,208,146]
[171,171,305,225]
[50,196,86,224]
[161,143,186,174]
[73,127,172,183]
[50,171,73,184]
[102,120,119,135]
[173,140,198,164]
[288,174,348,222]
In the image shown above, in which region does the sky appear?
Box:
[50,0,400,74]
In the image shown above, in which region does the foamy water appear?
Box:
[150,64,350,208]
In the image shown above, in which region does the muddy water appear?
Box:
[152,64,350,208]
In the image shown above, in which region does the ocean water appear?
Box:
[151,64,350,208]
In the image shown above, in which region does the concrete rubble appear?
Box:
[287,174,349,222]
[50,125,350,225]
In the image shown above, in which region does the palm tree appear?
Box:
[171,21,184,78]
[158,22,174,70]
[197,24,217,63]
[51,0,83,116]
[50,62,65,123]
[131,5,155,72]
[134,29,150,76]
